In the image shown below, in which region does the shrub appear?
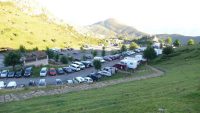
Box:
[129,42,139,50]
[187,39,195,45]
[163,46,174,55]
[173,39,181,47]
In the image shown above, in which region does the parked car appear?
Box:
[7,71,15,78]
[57,68,65,75]
[28,80,36,86]
[0,70,9,78]
[62,67,73,73]
[84,77,93,83]
[98,70,112,77]
[74,61,85,70]
[102,67,117,74]
[40,67,48,77]
[24,67,33,77]
[113,63,127,70]
[38,79,46,86]
[94,57,106,63]
[15,70,23,78]
[74,77,85,83]
[6,81,17,88]
[0,81,6,89]
[87,72,102,81]
[66,80,74,84]
[69,64,81,71]
[81,61,93,68]
[56,79,63,85]
[49,68,57,76]
[103,56,112,61]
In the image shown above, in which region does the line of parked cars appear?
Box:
[0,67,33,78]
[39,61,94,77]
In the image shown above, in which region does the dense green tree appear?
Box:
[101,46,106,56]
[173,39,181,47]
[187,39,195,45]
[120,45,127,52]
[60,56,68,64]
[4,52,21,71]
[163,46,174,55]
[129,42,139,50]
[19,45,26,53]
[55,54,59,62]
[143,46,157,61]
[93,60,102,71]
[165,37,172,45]
[91,50,98,57]
[46,47,54,59]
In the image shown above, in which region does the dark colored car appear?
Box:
[24,67,33,77]
[113,63,127,70]
[57,68,65,75]
[7,72,15,78]
[15,70,23,78]
[81,61,93,68]
[28,80,36,86]
[49,68,57,76]
[62,67,73,73]
[87,72,102,81]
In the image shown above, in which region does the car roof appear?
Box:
[71,64,79,67]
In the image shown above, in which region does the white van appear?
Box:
[120,59,138,69]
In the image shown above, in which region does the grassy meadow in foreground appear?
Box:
[0,45,199,112]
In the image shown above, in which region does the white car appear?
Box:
[0,81,6,89]
[1,70,9,78]
[74,61,85,70]
[7,81,17,88]
[40,67,48,77]
[94,57,106,63]
[38,79,46,86]
[98,70,112,77]
[74,77,85,83]
[66,80,74,84]
[84,77,93,83]
[70,64,81,71]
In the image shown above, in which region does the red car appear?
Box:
[113,63,127,70]
[49,68,57,76]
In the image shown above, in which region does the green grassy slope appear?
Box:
[0,2,101,50]
[0,45,200,112]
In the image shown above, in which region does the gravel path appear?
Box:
[0,65,164,103]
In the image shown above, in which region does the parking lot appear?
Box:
[0,59,120,86]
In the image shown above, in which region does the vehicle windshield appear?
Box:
[41,70,46,73]
[50,69,56,72]
[25,70,31,73]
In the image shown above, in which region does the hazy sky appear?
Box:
[38,0,200,36]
